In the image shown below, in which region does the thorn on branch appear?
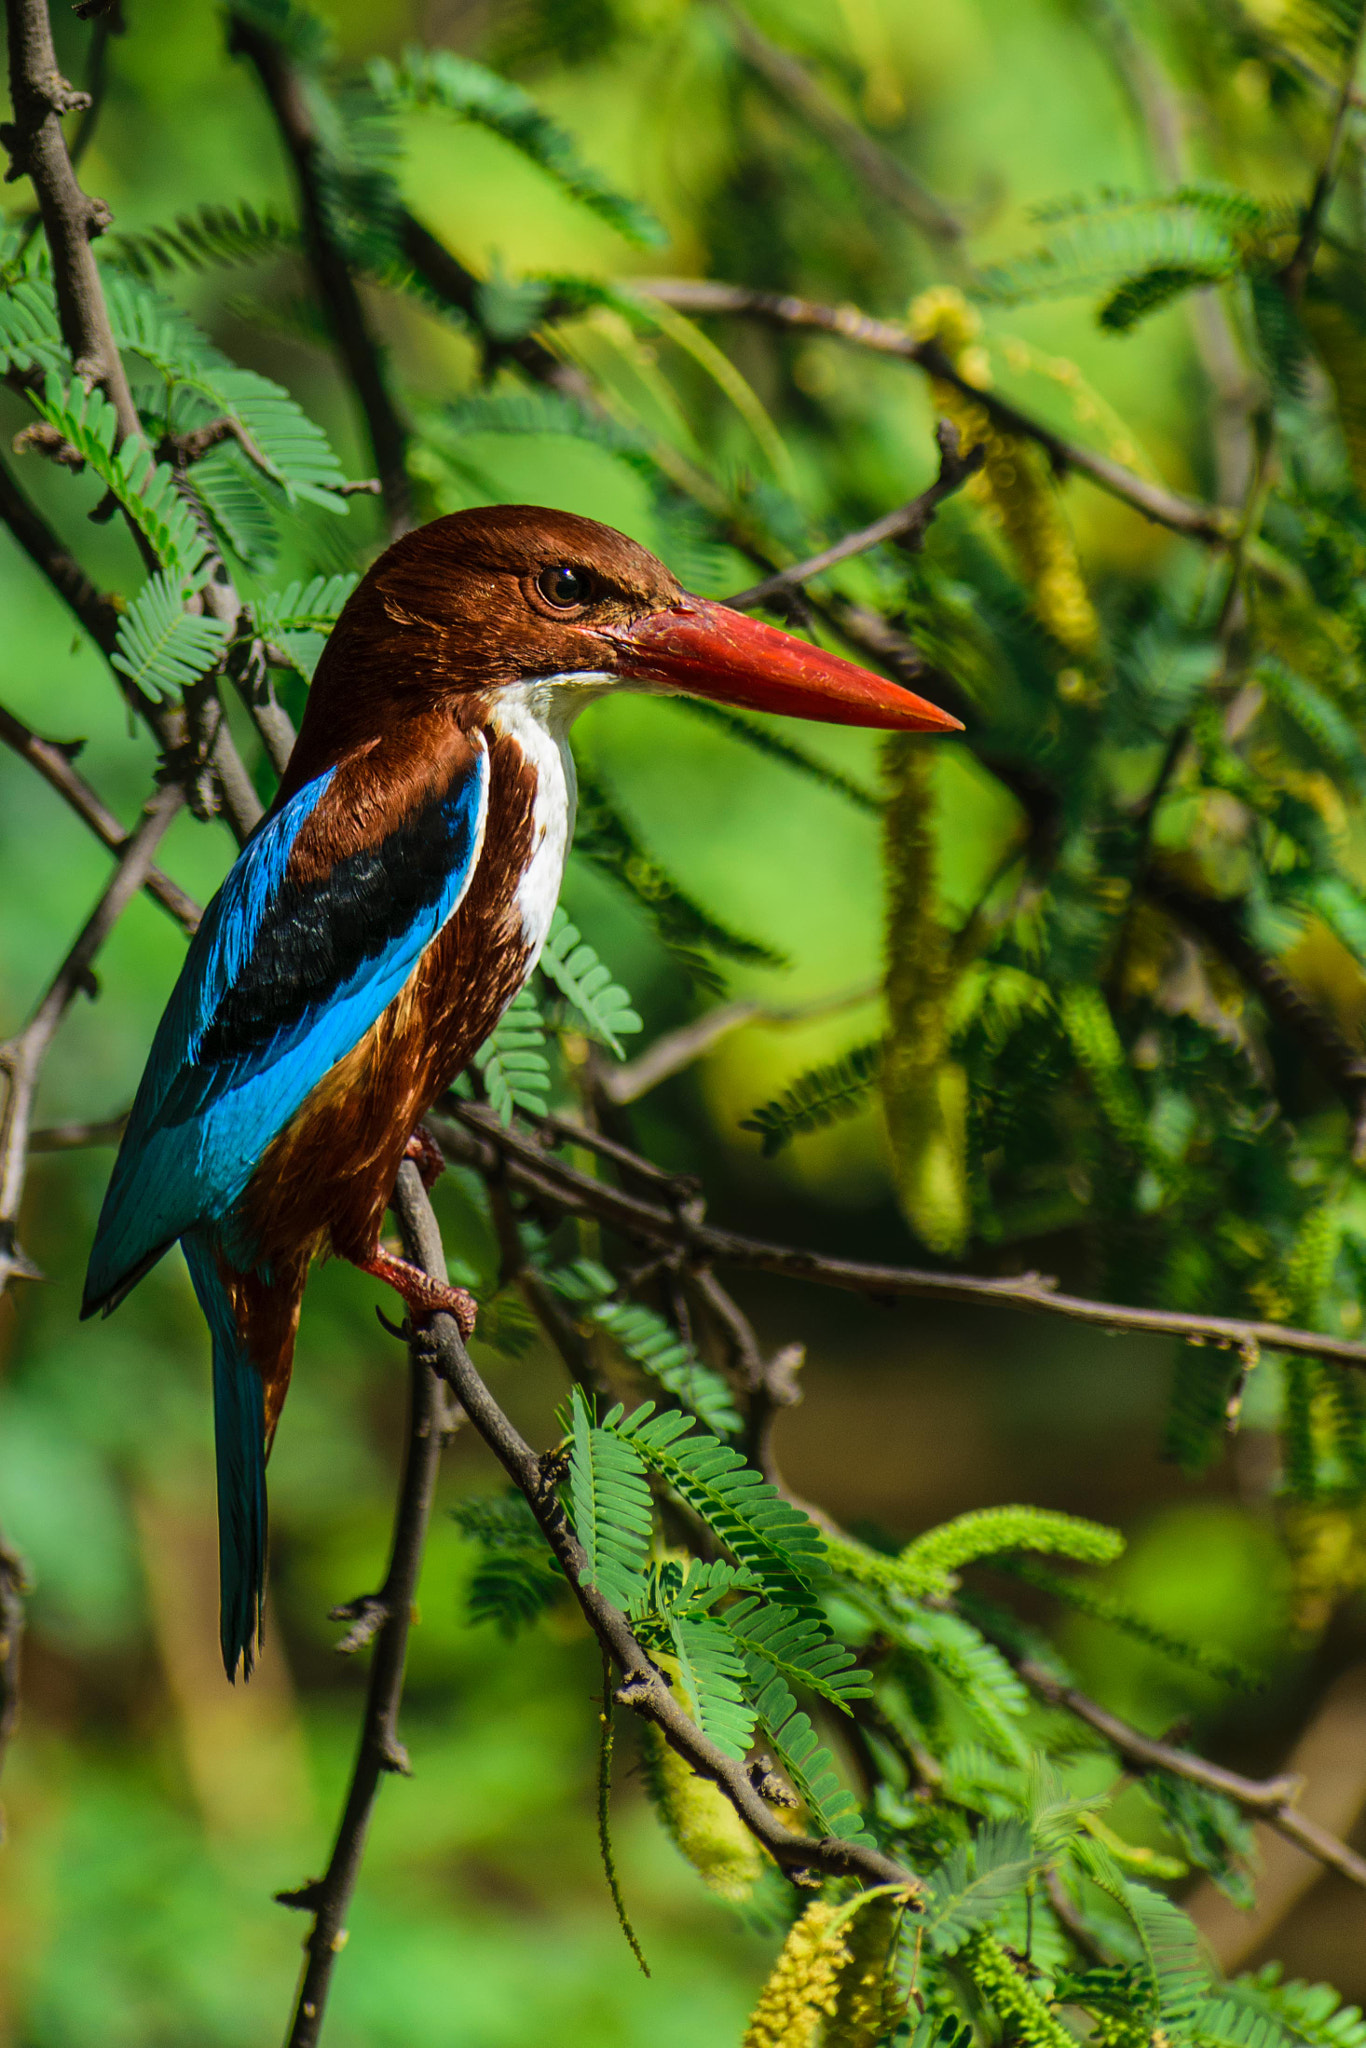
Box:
[275,1880,326,1913]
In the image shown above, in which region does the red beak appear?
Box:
[604,598,963,733]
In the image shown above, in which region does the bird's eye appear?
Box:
[536,564,592,609]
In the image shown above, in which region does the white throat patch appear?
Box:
[487,673,611,967]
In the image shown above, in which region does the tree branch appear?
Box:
[724,419,983,611]
[388,1164,918,1895]
[632,280,1234,543]
[279,1169,463,2048]
[0,779,182,1295]
[1019,1660,1366,1891]
[0,699,202,932]
[434,1100,1366,1371]
[1,0,138,437]
[229,12,412,539]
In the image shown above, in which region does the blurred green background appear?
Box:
[2,0,1364,2039]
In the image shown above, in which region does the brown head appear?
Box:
[289,503,961,781]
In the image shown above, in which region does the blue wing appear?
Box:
[84,743,489,1312]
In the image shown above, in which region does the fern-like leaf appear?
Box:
[256,572,360,677]
[27,376,212,586]
[538,907,641,1055]
[452,1489,565,1634]
[111,574,228,699]
[1229,1967,1366,2048]
[612,1404,827,1607]
[893,1505,1124,1599]
[474,987,551,1122]
[922,1818,1037,1955]
[567,1389,653,1610]
[369,48,663,245]
[741,1042,883,1156]
[720,1594,871,1710]
[104,276,349,505]
[666,1613,756,1759]
[575,765,787,975]
[104,202,297,281]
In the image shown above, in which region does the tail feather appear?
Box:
[183,1234,269,1681]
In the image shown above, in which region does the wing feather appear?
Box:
[84,742,489,1311]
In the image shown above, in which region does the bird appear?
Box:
[82,503,962,1680]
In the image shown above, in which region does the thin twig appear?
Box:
[436,1101,1366,1371]
[1281,15,1366,304]
[229,12,412,538]
[721,2,967,250]
[0,780,182,1295]
[389,1165,918,1895]
[632,280,1233,544]
[725,420,983,611]
[1019,1661,1366,1891]
[600,984,880,1106]
[0,700,202,932]
[597,1649,650,1976]
[279,1166,462,2048]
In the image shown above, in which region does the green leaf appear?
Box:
[612,1404,827,1607]
[675,698,883,814]
[720,1594,870,1710]
[567,1388,653,1611]
[741,1648,870,1840]
[103,275,350,505]
[26,376,213,587]
[1229,1966,1366,2048]
[741,1042,883,1156]
[922,1818,1037,1955]
[1144,1772,1255,1908]
[474,987,551,1122]
[256,573,360,678]
[574,766,788,978]
[584,1294,741,1437]
[538,908,642,1056]
[104,201,297,282]
[665,1613,756,1759]
[999,1557,1257,1687]
[0,272,66,376]
[369,47,664,245]
[452,1489,565,1634]
[892,1505,1124,1599]
[111,574,228,700]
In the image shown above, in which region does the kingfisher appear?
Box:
[82,504,961,1678]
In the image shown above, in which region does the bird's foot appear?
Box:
[403,1124,446,1190]
[359,1245,477,1341]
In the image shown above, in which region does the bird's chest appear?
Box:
[485,687,577,972]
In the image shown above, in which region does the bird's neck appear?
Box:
[482,676,604,970]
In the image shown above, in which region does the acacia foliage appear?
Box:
[6,0,1366,2039]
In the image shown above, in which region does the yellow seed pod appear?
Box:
[1282,1501,1366,1637]
[641,1723,764,1901]
[741,1901,850,2048]
[960,1930,1075,2048]
[881,736,969,1256]
[907,289,1099,657]
[824,1893,905,2048]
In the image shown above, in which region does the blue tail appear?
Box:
[183,1234,267,1681]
